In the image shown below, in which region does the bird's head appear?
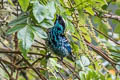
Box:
[55,15,65,29]
[54,15,65,34]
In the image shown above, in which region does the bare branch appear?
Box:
[21,55,47,80]
[0,61,11,79]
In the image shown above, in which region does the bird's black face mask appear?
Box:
[54,15,65,30]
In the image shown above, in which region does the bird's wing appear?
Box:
[61,35,72,54]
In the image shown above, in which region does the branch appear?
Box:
[57,57,80,80]
[0,58,18,69]
[101,13,120,21]
[61,60,80,80]
[0,48,45,56]
[92,27,120,45]
[0,38,12,50]
[20,55,47,80]
[85,9,120,22]
[0,61,11,78]
[56,71,65,80]
[34,40,46,46]
[85,41,116,64]
[72,35,117,65]
[32,45,46,49]
[18,66,48,71]
[79,25,120,45]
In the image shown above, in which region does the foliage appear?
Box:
[0,0,120,80]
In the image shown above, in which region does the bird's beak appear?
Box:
[56,14,58,18]
[56,14,59,20]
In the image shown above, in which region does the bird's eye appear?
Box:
[57,28,61,30]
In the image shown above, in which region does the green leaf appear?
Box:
[6,24,25,35]
[49,58,62,69]
[33,1,46,23]
[93,16,101,24]
[66,20,75,33]
[111,52,120,58]
[33,26,47,39]
[45,1,56,20]
[115,9,120,16]
[18,0,30,12]
[81,56,90,66]
[59,0,66,7]
[74,0,82,5]
[116,62,120,71]
[8,0,15,6]
[94,0,106,7]
[71,41,79,53]
[80,27,91,43]
[85,7,94,16]
[48,58,62,78]
[76,59,85,70]
[86,70,105,80]
[78,10,86,25]
[49,76,61,80]
[98,22,108,39]
[114,23,120,37]
[79,71,86,80]
[33,1,56,23]
[40,19,54,28]
[102,5,108,10]
[40,58,48,75]
[65,9,72,16]
[17,25,34,57]
[8,14,27,26]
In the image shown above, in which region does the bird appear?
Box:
[47,15,73,60]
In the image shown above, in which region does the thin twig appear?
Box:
[61,60,80,80]
[32,45,46,49]
[79,25,120,45]
[0,58,18,69]
[85,8,120,22]
[0,61,11,78]
[0,38,12,50]
[21,55,47,80]
[85,40,117,65]
[0,49,46,56]
[1,0,4,8]
[93,27,120,45]
[34,40,46,46]
[57,57,80,80]
[16,70,19,80]
[31,57,44,66]
[57,71,65,80]
[16,58,24,65]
